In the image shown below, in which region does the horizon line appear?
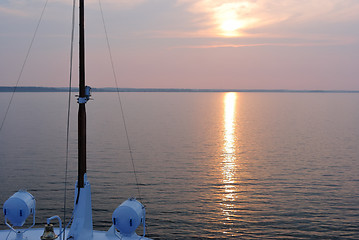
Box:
[0,86,358,93]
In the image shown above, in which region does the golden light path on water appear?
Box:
[221,92,238,223]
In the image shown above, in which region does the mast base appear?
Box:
[68,174,93,240]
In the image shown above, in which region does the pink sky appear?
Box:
[1,0,359,90]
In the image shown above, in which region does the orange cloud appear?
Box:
[177,0,359,38]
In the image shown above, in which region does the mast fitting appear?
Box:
[77,86,92,104]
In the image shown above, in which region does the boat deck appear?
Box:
[0,228,150,240]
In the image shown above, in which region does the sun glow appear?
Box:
[214,2,254,37]
[221,19,243,33]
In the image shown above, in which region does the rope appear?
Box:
[0,0,49,134]
[98,0,143,201]
[63,0,77,239]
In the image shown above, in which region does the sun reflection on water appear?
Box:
[221,92,238,222]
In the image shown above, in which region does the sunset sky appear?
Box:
[1,0,359,90]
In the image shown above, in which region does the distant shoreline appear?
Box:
[0,86,358,93]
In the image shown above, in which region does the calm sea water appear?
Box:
[0,92,358,239]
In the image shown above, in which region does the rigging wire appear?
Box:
[0,0,49,134]
[63,0,77,239]
[98,0,143,201]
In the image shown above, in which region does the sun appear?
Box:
[220,19,243,37]
[213,2,254,37]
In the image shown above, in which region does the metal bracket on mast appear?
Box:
[77,86,92,104]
